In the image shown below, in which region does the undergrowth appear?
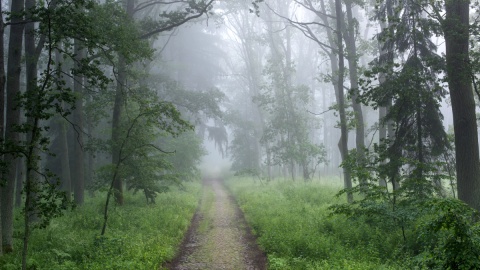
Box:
[0,182,201,270]
[226,176,406,269]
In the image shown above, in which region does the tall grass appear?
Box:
[226,176,407,269]
[0,182,201,270]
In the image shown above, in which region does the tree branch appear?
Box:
[138,0,215,39]
[134,0,189,13]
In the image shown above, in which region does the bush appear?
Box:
[414,198,480,269]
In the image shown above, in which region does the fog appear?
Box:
[3,1,479,268]
[146,0,459,182]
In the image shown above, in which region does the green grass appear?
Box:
[226,176,408,270]
[0,182,201,270]
[198,187,215,234]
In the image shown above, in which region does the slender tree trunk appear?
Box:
[111,0,134,205]
[344,0,365,162]
[59,113,72,193]
[377,0,394,187]
[318,0,345,178]
[335,0,352,203]
[444,0,480,211]
[111,55,126,205]
[15,157,24,207]
[24,0,40,219]
[2,0,24,253]
[86,107,94,195]
[73,40,84,205]
[378,106,387,187]
[55,47,72,194]
[0,0,4,256]
[22,0,39,267]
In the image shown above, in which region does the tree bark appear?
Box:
[444,0,480,211]
[55,47,72,194]
[2,0,24,253]
[72,39,84,205]
[0,0,4,256]
[15,157,24,207]
[344,0,365,162]
[377,0,394,187]
[110,0,135,205]
[335,0,353,203]
[111,54,126,205]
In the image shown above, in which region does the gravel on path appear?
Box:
[166,178,267,270]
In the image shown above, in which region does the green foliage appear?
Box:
[331,144,447,232]
[414,199,480,269]
[226,113,261,173]
[157,130,206,181]
[231,176,480,269]
[152,75,226,122]
[226,177,404,269]
[95,96,195,202]
[0,183,201,269]
[255,60,326,180]
[331,147,480,269]
[362,0,450,196]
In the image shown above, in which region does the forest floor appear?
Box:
[165,177,267,270]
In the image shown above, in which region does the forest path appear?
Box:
[166,177,267,270]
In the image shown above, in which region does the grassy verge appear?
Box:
[226,176,407,270]
[0,182,201,270]
[197,186,215,234]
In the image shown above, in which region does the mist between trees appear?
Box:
[0,0,479,269]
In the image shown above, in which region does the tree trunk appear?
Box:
[0,0,4,256]
[378,106,387,187]
[86,106,94,195]
[59,113,72,193]
[55,47,72,194]
[111,0,135,205]
[15,157,24,207]
[72,39,84,205]
[22,0,39,266]
[111,54,126,205]
[344,0,365,162]
[2,0,24,253]
[444,0,480,211]
[335,0,353,203]
[377,0,394,187]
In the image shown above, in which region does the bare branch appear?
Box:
[307,108,334,115]
[293,0,336,20]
[265,2,337,53]
[134,0,189,13]
[139,0,215,39]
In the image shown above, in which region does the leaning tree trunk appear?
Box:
[444,0,480,212]
[2,0,24,253]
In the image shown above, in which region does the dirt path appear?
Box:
[166,178,267,270]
